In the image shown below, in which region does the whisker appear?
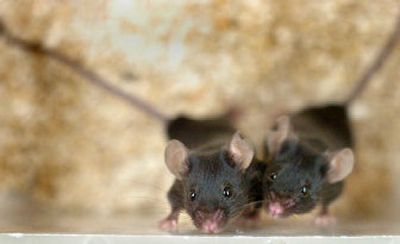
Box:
[240,199,266,209]
[229,199,266,217]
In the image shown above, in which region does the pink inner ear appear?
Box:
[229,132,254,170]
[327,148,354,183]
[230,143,241,161]
[267,116,292,157]
[165,140,189,180]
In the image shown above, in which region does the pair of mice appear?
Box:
[158,108,353,233]
[158,11,400,232]
[2,11,399,234]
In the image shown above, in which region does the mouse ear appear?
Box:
[229,132,255,171]
[325,148,354,183]
[267,116,294,158]
[164,140,189,180]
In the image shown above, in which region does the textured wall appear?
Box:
[0,0,399,221]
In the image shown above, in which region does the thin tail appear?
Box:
[0,19,169,123]
[345,7,400,105]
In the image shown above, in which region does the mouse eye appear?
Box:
[223,186,232,198]
[189,190,196,201]
[300,186,308,195]
[269,172,277,181]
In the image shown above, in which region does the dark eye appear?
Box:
[270,172,277,181]
[189,190,196,201]
[300,186,308,195]
[223,186,232,198]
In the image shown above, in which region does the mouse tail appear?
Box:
[344,7,400,105]
[0,19,170,124]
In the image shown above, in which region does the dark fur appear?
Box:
[167,150,257,230]
[164,115,265,232]
[263,138,343,217]
[261,10,400,216]
[263,105,351,217]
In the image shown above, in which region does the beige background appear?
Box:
[0,0,399,224]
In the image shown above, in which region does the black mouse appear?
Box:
[159,124,263,233]
[0,23,267,233]
[263,115,353,225]
[262,12,400,225]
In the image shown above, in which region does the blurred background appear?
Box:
[0,0,400,233]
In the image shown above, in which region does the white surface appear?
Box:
[1,234,400,244]
[1,197,400,243]
[1,212,400,244]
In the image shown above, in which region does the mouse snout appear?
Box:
[196,208,223,221]
[268,201,284,219]
[201,219,220,234]
[265,191,295,218]
[195,209,225,234]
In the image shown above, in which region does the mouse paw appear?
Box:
[158,218,178,232]
[314,214,336,227]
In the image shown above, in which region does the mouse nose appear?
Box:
[196,209,224,234]
[268,202,284,218]
[202,220,219,233]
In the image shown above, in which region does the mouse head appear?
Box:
[165,132,254,233]
[263,116,354,218]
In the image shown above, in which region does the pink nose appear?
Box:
[201,220,219,233]
[197,210,223,233]
[268,202,284,218]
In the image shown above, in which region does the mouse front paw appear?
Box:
[158,218,178,232]
[314,214,336,227]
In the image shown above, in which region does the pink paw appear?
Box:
[158,218,178,232]
[314,214,336,227]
